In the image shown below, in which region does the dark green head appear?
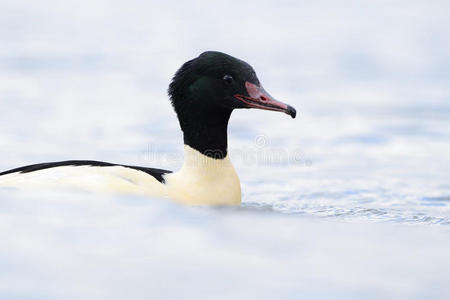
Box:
[168,51,296,158]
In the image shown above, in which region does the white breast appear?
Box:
[164,145,241,205]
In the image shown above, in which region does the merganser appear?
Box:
[0,51,296,205]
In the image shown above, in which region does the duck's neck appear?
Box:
[180,107,232,159]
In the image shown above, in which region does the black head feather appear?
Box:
[166,51,294,159]
[168,51,259,119]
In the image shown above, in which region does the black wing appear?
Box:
[0,160,172,184]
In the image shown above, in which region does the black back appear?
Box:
[0,160,172,184]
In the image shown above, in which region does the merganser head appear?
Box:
[168,51,296,159]
[169,51,296,119]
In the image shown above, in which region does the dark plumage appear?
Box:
[168,51,266,158]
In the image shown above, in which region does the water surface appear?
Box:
[1,0,450,298]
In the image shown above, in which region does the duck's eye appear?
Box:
[223,75,233,84]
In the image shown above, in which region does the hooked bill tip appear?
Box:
[287,105,296,119]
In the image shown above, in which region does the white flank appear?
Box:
[0,145,241,205]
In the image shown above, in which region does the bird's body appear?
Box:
[0,51,295,205]
[0,145,240,205]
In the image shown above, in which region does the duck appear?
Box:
[0,51,296,205]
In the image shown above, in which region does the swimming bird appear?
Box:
[0,51,296,205]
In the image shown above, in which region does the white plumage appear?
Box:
[0,146,241,205]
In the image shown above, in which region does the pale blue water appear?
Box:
[1,1,450,299]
